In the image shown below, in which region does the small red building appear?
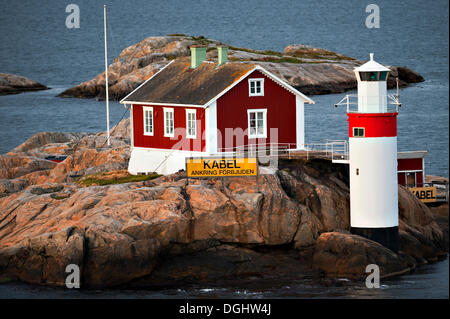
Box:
[397,151,427,187]
[120,46,314,175]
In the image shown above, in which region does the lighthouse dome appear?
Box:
[355,53,391,81]
[355,53,391,72]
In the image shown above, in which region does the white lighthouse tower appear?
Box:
[340,53,400,252]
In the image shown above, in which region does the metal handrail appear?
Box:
[335,94,401,113]
[215,140,348,162]
[304,140,348,161]
[217,143,295,156]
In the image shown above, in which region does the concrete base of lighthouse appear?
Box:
[350,226,399,252]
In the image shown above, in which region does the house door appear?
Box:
[406,172,416,187]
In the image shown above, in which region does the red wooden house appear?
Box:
[120,46,314,175]
[397,151,427,187]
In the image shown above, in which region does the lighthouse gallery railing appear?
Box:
[335,94,401,113]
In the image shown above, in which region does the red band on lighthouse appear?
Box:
[347,112,397,138]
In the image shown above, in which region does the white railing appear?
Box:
[325,140,348,161]
[335,94,401,113]
[215,140,348,162]
[303,140,348,161]
[217,143,295,158]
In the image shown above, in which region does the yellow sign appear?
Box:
[409,186,437,203]
[186,157,258,177]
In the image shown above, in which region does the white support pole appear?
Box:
[104,5,110,147]
[422,157,425,187]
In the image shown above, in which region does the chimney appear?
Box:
[217,46,228,66]
[190,45,207,68]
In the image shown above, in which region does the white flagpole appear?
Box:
[104,4,110,147]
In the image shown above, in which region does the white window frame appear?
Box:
[186,109,197,139]
[247,109,267,139]
[353,127,365,137]
[163,107,174,137]
[143,106,154,136]
[405,171,417,187]
[248,78,264,97]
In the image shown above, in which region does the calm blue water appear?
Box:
[0,0,448,298]
[0,258,448,299]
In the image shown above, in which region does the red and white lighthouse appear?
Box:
[347,53,400,252]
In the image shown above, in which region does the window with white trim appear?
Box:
[164,108,174,137]
[143,106,153,136]
[186,109,196,138]
[247,109,267,138]
[248,78,264,96]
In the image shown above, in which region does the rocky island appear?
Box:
[0,120,447,288]
[0,73,48,95]
[58,35,424,100]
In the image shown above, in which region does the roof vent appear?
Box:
[190,45,207,69]
[217,46,228,66]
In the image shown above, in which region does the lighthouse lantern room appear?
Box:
[346,53,400,252]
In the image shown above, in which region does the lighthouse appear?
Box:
[346,53,400,252]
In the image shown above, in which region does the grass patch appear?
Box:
[229,44,354,62]
[168,33,187,37]
[287,48,355,61]
[190,35,212,45]
[262,57,302,63]
[229,56,334,64]
[52,195,69,200]
[229,56,304,64]
[0,277,15,284]
[261,50,283,57]
[76,170,161,187]
[228,46,282,57]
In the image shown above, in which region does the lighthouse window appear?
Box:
[164,108,174,137]
[249,78,264,96]
[248,109,267,138]
[379,71,388,81]
[359,71,380,81]
[353,127,365,137]
[186,109,196,138]
[143,106,153,136]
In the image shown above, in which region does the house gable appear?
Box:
[215,70,299,151]
[203,66,314,108]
